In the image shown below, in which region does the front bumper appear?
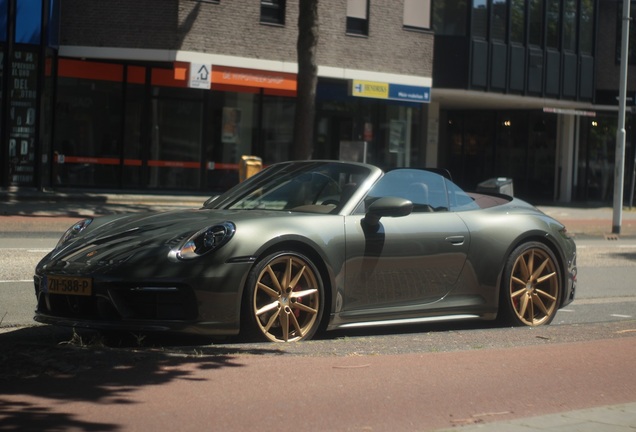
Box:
[32,269,248,336]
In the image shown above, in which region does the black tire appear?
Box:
[499,241,561,327]
[242,251,324,342]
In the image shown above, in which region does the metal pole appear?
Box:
[631,108,636,208]
[614,0,631,234]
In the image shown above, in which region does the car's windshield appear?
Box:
[207,161,372,213]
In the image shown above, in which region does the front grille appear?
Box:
[36,279,197,321]
[110,288,196,320]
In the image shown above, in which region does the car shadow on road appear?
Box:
[611,250,636,262]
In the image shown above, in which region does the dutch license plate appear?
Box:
[46,275,93,296]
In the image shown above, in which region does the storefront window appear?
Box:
[446,110,556,200]
[262,94,295,163]
[39,49,56,188]
[122,70,145,189]
[54,74,123,187]
[446,111,495,190]
[495,111,528,192]
[148,87,203,190]
[579,117,616,201]
[527,112,556,200]
[7,49,39,185]
[383,104,421,168]
[206,90,259,192]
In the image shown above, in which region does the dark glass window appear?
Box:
[563,0,577,51]
[260,0,286,25]
[432,0,467,36]
[510,0,525,44]
[15,0,42,44]
[123,67,145,189]
[54,74,124,188]
[491,0,507,41]
[347,0,369,36]
[616,1,636,64]
[579,0,594,54]
[546,0,560,49]
[0,0,6,42]
[528,0,543,46]
[148,86,204,190]
[471,0,487,39]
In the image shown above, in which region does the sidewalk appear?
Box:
[538,205,636,239]
[2,187,636,238]
[435,402,636,431]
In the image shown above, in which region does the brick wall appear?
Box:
[61,0,433,78]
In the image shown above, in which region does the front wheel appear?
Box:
[243,251,324,342]
[500,242,561,326]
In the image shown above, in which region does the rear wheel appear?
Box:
[500,242,561,326]
[244,251,323,342]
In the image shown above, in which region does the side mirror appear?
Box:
[363,197,413,227]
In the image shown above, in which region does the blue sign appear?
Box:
[388,84,431,103]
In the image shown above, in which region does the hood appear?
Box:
[45,208,309,269]
[83,207,301,240]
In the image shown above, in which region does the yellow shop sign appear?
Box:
[351,80,389,99]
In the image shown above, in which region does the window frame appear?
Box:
[346,0,370,36]
[260,0,286,26]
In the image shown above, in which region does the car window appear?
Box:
[354,168,480,214]
[445,179,480,211]
[357,169,450,213]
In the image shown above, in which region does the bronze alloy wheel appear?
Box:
[505,242,561,326]
[250,252,322,342]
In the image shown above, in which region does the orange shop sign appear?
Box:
[212,66,296,91]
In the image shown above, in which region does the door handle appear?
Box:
[445,235,465,245]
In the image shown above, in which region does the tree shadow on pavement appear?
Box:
[0,326,283,431]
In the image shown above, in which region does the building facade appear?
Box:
[430,0,600,202]
[1,0,433,193]
[2,0,635,205]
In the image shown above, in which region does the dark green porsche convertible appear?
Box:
[34,160,576,342]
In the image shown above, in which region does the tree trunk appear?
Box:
[292,0,319,160]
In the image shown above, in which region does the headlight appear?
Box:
[55,218,93,249]
[176,222,235,260]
